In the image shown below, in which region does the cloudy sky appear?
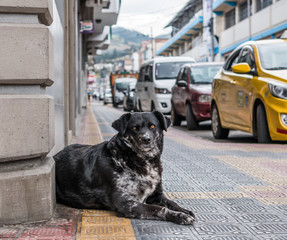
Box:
[116,0,189,37]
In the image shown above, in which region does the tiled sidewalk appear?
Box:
[1,101,287,239]
[0,103,136,240]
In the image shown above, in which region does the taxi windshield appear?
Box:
[258,42,287,70]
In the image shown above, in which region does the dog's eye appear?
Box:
[150,124,155,129]
[132,126,137,131]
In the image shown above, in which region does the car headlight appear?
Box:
[281,114,287,126]
[198,94,211,103]
[154,87,171,94]
[268,82,287,99]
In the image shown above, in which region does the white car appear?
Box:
[103,88,113,105]
[136,56,195,114]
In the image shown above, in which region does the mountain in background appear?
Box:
[95,26,173,62]
[94,26,150,62]
[94,27,170,62]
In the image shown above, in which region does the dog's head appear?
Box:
[112,111,171,158]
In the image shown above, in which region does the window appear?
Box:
[224,49,241,71]
[177,68,184,81]
[190,65,222,84]
[225,9,235,29]
[181,68,188,82]
[238,46,256,70]
[155,62,190,80]
[239,0,252,21]
[138,67,145,82]
[256,0,272,12]
[258,42,287,70]
[144,65,153,82]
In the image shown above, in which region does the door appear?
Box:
[215,49,241,125]
[229,46,256,129]
[136,66,145,111]
[140,65,153,111]
[174,67,189,116]
[173,68,184,115]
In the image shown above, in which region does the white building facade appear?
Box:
[157,0,287,61]
[213,0,287,59]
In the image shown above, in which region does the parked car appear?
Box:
[136,56,195,114]
[103,88,113,105]
[123,81,137,111]
[171,62,223,130]
[211,39,287,143]
[114,78,137,107]
[99,88,105,100]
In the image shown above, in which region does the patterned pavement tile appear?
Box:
[3,102,287,240]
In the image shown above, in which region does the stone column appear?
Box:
[0,0,55,224]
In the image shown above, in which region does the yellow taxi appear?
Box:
[211,38,287,143]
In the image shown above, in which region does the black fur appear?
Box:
[54,111,195,225]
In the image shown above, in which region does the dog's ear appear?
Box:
[152,111,171,131]
[112,113,131,136]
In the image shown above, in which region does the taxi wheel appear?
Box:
[171,104,182,126]
[211,104,229,139]
[256,104,271,143]
[186,104,199,130]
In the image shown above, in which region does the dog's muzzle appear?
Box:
[141,133,151,145]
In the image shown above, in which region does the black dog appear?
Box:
[54,111,195,225]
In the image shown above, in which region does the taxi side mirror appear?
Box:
[232,63,251,74]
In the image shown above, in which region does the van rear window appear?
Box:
[155,62,189,80]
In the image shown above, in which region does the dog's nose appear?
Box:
[142,135,151,144]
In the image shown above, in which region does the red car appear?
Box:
[171,62,223,130]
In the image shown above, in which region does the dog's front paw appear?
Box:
[178,212,195,225]
[167,212,195,225]
[187,210,196,219]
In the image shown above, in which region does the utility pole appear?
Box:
[209,16,215,61]
[247,0,251,39]
[150,27,154,58]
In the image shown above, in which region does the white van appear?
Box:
[135,56,195,114]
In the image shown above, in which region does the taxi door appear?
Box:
[214,51,241,125]
[228,46,256,130]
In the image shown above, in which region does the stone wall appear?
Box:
[0,0,56,224]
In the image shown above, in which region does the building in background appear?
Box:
[156,0,212,61]
[0,0,120,224]
[157,0,287,61]
[212,0,287,59]
[139,36,169,65]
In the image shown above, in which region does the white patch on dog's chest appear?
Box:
[116,162,160,203]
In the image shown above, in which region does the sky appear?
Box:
[116,0,189,37]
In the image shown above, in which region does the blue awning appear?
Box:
[156,15,203,55]
[212,0,237,15]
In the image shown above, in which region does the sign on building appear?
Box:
[80,20,94,33]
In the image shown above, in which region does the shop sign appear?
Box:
[80,20,94,33]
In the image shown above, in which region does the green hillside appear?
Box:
[94,26,150,62]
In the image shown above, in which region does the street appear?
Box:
[89,101,287,239]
